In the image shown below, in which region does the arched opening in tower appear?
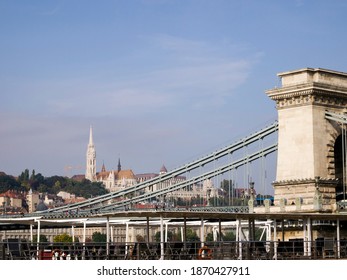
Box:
[334,134,347,202]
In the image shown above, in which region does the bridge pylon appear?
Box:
[266,68,347,212]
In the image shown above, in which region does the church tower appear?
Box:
[85,126,96,181]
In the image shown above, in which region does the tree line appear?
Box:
[0,169,108,198]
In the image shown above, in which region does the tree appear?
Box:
[53,233,73,243]
[0,174,23,193]
[30,169,36,181]
[92,232,107,243]
[1,170,108,199]
[206,232,214,241]
[32,234,48,243]
[18,169,30,182]
[154,230,175,242]
[222,231,236,241]
[136,235,145,242]
[186,228,200,241]
[18,169,30,190]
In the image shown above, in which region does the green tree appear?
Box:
[53,233,73,243]
[18,169,30,182]
[206,232,214,241]
[0,174,23,193]
[53,181,62,193]
[92,232,107,243]
[178,228,200,242]
[30,170,36,181]
[18,169,31,190]
[32,234,48,243]
[222,231,236,241]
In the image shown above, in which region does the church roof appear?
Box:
[96,169,136,180]
[117,170,135,179]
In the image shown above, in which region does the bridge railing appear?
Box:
[1,239,347,260]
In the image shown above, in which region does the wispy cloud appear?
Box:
[42,34,259,117]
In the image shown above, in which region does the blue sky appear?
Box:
[1,0,347,189]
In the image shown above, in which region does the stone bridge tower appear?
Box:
[266,68,347,212]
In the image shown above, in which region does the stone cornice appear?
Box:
[273,178,338,186]
[266,82,347,100]
[266,83,347,109]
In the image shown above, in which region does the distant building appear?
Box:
[136,165,219,204]
[0,190,22,208]
[85,127,137,192]
[84,127,220,202]
[136,164,186,193]
[26,189,40,213]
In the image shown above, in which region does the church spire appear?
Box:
[85,125,96,181]
[117,158,121,172]
[89,125,94,146]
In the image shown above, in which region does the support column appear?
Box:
[160,215,164,260]
[106,216,110,257]
[200,218,205,248]
[237,219,242,259]
[307,218,312,258]
[266,220,271,257]
[218,219,222,242]
[337,219,341,258]
[146,217,150,244]
[30,224,34,244]
[246,218,254,260]
[36,220,41,260]
[165,223,168,242]
[83,221,87,260]
[125,222,129,259]
[71,225,75,243]
[273,220,277,260]
[303,219,307,256]
[183,217,187,251]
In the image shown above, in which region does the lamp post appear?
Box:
[249,181,255,206]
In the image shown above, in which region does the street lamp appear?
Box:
[249,182,255,206]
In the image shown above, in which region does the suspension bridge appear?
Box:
[2,67,347,260]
